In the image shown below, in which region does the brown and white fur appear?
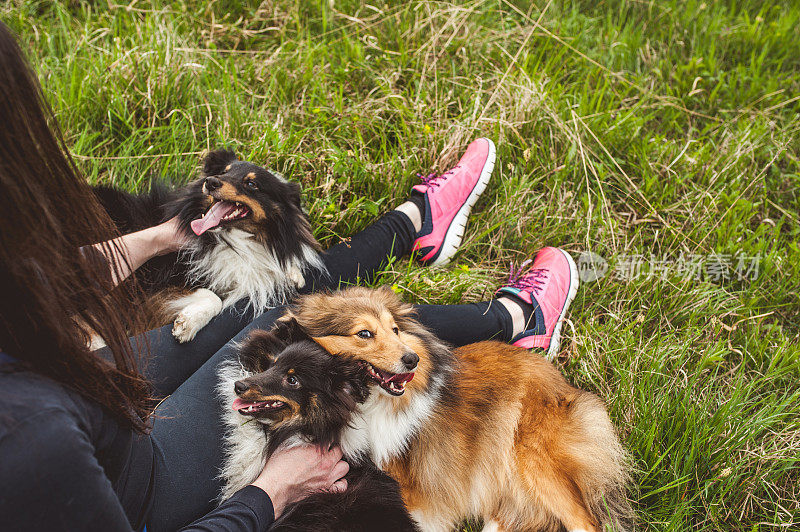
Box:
[284,287,633,532]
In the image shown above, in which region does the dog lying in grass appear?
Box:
[282,287,633,532]
[217,320,418,532]
[94,149,325,342]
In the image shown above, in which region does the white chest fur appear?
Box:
[341,375,443,468]
[186,228,325,311]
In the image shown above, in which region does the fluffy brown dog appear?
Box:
[283,287,632,532]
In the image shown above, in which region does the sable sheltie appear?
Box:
[282,287,633,532]
[93,149,325,342]
[217,320,418,531]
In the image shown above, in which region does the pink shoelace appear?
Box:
[416,165,461,190]
[506,260,549,295]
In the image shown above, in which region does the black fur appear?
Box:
[271,466,418,532]
[236,337,369,457]
[92,149,323,322]
[235,321,418,532]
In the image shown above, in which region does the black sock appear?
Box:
[518,298,536,331]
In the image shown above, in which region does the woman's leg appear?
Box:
[303,210,418,292]
[414,301,515,344]
[132,300,256,398]
[137,294,519,400]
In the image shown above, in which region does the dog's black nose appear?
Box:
[205,176,222,191]
[401,352,419,370]
[234,380,250,395]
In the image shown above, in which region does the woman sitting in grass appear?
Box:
[0,21,578,531]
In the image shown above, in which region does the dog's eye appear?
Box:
[392,327,399,335]
[356,330,373,339]
[245,180,259,191]
[286,375,299,387]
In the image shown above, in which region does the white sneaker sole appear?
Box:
[546,248,580,360]
[430,138,496,267]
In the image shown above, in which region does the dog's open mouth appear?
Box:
[231,397,286,415]
[191,200,251,235]
[366,364,414,396]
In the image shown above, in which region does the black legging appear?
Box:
[143,210,515,531]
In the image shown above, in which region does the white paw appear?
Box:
[288,266,306,289]
[172,312,201,343]
[169,289,223,343]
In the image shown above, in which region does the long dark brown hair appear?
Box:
[0,22,151,432]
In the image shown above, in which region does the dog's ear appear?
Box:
[270,317,310,345]
[376,285,416,317]
[202,149,238,176]
[238,329,285,372]
[332,358,370,405]
[285,181,303,209]
[339,378,370,404]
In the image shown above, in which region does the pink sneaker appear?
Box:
[496,247,579,358]
[412,138,495,266]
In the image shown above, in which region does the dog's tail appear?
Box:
[566,392,634,531]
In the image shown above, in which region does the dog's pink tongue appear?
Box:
[191,202,235,235]
[231,398,248,411]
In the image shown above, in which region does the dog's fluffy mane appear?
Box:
[217,357,268,501]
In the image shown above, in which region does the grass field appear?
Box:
[3,0,799,529]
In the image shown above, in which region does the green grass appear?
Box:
[4,0,799,529]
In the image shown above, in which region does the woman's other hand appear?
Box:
[250,444,349,518]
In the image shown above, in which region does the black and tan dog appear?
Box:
[217,320,418,532]
[94,149,325,342]
[283,287,632,532]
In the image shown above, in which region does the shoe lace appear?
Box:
[416,165,460,190]
[506,260,549,294]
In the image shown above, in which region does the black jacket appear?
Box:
[0,356,274,532]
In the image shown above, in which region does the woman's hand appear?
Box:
[153,216,192,255]
[250,444,349,518]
